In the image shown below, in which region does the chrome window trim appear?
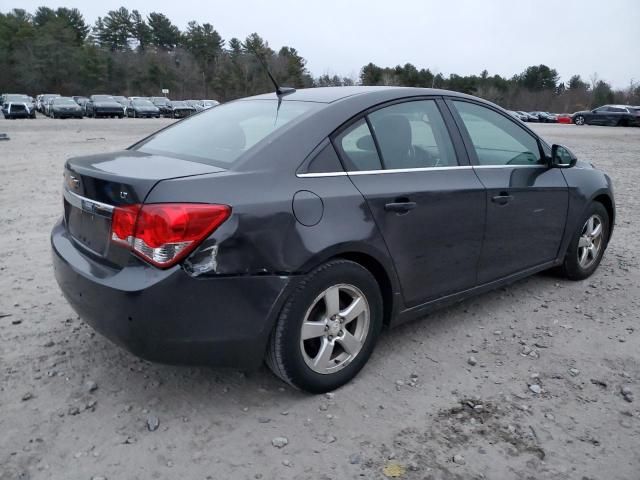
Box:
[63,187,114,218]
[296,163,551,178]
[473,164,547,169]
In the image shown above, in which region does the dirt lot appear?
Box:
[0,117,638,480]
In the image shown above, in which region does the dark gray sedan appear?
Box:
[51,87,615,393]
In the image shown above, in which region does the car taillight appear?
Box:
[111,203,231,268]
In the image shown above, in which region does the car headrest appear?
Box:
[374,115,412,158]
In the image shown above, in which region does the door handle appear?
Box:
[385,201,417,213]
[491,193,513,205]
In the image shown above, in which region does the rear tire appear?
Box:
[266,259,383,393]
[559,202,609,280]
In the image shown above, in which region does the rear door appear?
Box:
[447,99,568,283]
[332,98,486,307]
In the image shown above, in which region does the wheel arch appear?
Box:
[298,245,400,328]
[592,192,615,244]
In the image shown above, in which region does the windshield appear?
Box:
[136,99,321,166]
[53,98,78,105]
[152,97,170,105]
[133,100,154,107]
[172,101,187,107]
[93,95,114,101]
[203,100,219,107]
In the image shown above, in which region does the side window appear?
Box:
[368,100,457,169]
[334,119,382,171]
[305,142,344,174]
[452,101,542,166]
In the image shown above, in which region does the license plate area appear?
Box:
[64,189,114,256]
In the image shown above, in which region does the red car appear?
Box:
[556,114,572,124]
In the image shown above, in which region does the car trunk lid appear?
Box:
[63,150,225,260]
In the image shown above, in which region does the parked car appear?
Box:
[185,100,205,112]
[556,113,572,124]
[169,101,196,118]
[201,100,220,109]
[113,96,129,115]
[52,86,615,393]
[126,99,161,118]
[49,97,84,119]
[519,111,539,122]
[39,94,60,114]
[572,105,640,126]
[74,97,90,115]
[508,110,529,122]
[150,96,173,117]
[2,94,36,118]
[529,111,557,123]
[85,95,125,118]
[2,102,32,119]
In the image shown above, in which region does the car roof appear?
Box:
[243,86,472,104]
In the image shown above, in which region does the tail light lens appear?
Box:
[111,203,231,268]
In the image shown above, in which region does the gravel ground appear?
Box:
[0,117,638,480]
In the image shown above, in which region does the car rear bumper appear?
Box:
[51,220,291,369]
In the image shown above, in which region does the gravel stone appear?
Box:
[271,437,288,448]
[146,415,160,432]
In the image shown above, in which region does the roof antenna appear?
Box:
[246,44,296,98]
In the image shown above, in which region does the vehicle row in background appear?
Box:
[2,92,220,120]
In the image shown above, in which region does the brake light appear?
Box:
[111,203,231,268]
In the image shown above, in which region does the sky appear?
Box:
[3,0,640,88]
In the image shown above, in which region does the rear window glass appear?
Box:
[136,100,321,166]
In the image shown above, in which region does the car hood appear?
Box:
[135,106,159,111]
[54,104,80,109]
[573,110,591,116]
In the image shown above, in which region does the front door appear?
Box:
[332,99,486,307]
[448,99,568,284]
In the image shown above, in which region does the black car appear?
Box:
[49,97,83,119]
[573,105,640,126]
[52,87,615,393]
[85,95,125,118]
[169,101,196,118]
[127,99,161,118]
[150,96,173,117]
[2,94,36,118]
[529,111,557,123]
[74,97,90,115]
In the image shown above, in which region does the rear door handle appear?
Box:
[491,193,513,205]
[384,201,417,213]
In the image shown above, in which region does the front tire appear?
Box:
[266,259,383,393]
[560,202,609,280]
[574,115,585,126]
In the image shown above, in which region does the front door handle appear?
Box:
[491,193,513,205]
[385,201,417,213]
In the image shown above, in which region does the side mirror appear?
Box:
[550,144,577,168]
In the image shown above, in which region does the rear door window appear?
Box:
[334,119,383,171]
[368,100,457,169]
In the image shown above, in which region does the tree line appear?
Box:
[1,7,638,111]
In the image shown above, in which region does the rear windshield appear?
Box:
[136,99,321,166]
[54,98,77,105]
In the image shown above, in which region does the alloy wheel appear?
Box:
[575,115,585,125]
[577,214,603,269]
[300,284,370,375]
